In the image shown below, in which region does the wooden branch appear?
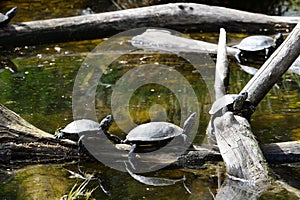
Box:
[1,3,300,47]
[241,22,300,106]
[206,28,230,143]
[214,28,229,100]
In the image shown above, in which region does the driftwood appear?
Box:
[0,104,78,167]
[1,3,300,47]
[130,28,300,74]
[207,28,269,198]
[214,113,269,191]
[206,23,300,198]
[214,28,229,100]
[1,98,300,169]
[206,28,229,143]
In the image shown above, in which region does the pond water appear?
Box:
[0,0,300,199]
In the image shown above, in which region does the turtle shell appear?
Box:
[209,94,239,115]
[61,119,100,134]
[234,35,275,51]
[126,122,183,142]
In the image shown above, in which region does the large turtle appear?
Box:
[124,112,197,151]
[123,112,197,168]
[234,33,283,63]
[0,7,18,27]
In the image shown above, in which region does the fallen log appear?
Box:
[0,103,78,168]
[0,99,299,169]
[1,3,300,47]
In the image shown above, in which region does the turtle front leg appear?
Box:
[78,135,86,155]
[128,144,137,170]
[104,132,122,144]
[265,48,270,59]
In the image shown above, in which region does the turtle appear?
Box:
[56,115,121,144]
[209,92,255,120]
[123,112,197,168]
[233,33,283,63]
[0,7,18,27]
[207,92,254,144]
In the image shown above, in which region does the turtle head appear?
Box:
[182,112,197,134]
[99,114,113,132]
[274,33,284,47]
[6,7,18,19]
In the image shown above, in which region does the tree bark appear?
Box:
[1,3,300,47]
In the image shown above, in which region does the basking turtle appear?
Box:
[0,7,18,27]
[56,115,121,143]
[124,112,197,152]
[234,33,283,63]
[209,92,254,120]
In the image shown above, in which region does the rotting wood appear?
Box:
[214,112,270,185]
[1,3,300,47]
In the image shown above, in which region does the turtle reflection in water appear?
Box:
[120,112,197,191]
[233,33,283,64]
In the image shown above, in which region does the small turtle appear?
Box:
[234,33,283,63]
[0,7,18,27]
[209,92,254,119]
[56,115,121,143]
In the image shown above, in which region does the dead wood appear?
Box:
[1,3,300,47]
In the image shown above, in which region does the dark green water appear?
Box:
[0,1,300,199]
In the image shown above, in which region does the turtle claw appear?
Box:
[235,52,242,64]
[55,132,64,140]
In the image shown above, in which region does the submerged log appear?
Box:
[130,28,300,74]
[1,3,300,47]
